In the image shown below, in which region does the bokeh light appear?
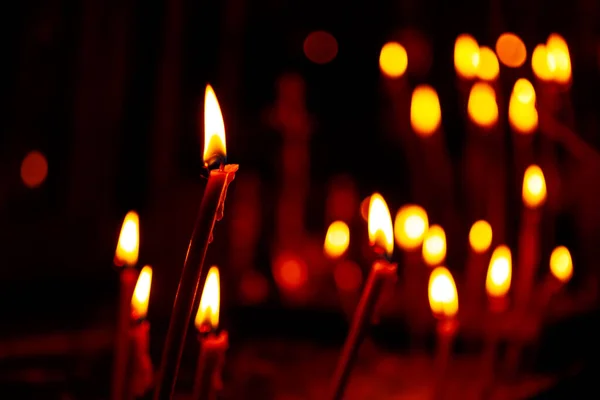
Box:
[21,150,48,188]
[496,33,527,68]
[303,31,338,64]
[379,42,408,78]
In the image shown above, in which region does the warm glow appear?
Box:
[203,85,227,166]
[334,260,363,291]
[394,205,429,251]
[114,211,140,267]
[422,225,446,267]
[131,266,152,320]
[522,165,547,209]
[546,34,571,84]
[532,44,553,81]
[468,82,498,128]
[454,34,480,79]
[379,42,408,78]
[195,266,220,332]
[469,220,492,254]
[550,246,573,283]
[360,196,371,222]
[509,78,538,134]
[428,266,458,319]
[324,221,350,259]
[410,85,441,137]
[368,193,394,258]
[21,150,48,188]
[304,31,338,64]
[274,253,308,291]
[486,245,512,298]
[476,46,500,81]
[495,33,527,68]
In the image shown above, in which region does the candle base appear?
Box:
[193,331,229,400]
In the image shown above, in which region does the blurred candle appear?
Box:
[476,46,500,82]
[112,211,140,400]
[546,34,572,85]
[509,79,538,135]
[539,246,573,311]
[193,267,229,400]
[324,221,350,260]
[422,224,446,267]
[516,165,547,309]
[468,82,499,129]
[532,44,554,82]
[428,266,459,399]
[379,42,408,79]
[495,33,527,68]
[454,34,480,80]
[410,85,441,137]
[465,220,493,314]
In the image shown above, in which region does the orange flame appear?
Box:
[468,82,498,128]
[195,266,220,332]
[368,193,394,258]
[486,245,512,298]
[428,266,459,319]
[379,42,408,78]
[131,266,152,320]
[469,220,492,254]
[422,224,446,267]
[495,33,527,68]
[410,85,442,137]
[476,46,499,81]
[394,205,429,251]
[324,221,350,259]
[550,246,573,283]
[203,85,227,166]
[114,211,140,267]
[522,165,547,209]
[454,34,480,79]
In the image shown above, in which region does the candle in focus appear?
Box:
[329,193,397,400]
[193,266,229,400]
[112,211,140,400]
[126,266,153,399]
[516,165,547,309]
[422,224,446,267]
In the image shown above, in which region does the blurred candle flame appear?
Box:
[550,246,573,283]
[410,85,441,137]
[203,85,227,166]
[195,266,220,333]
[422,224,446,267]
[522,165,547,209]
[368,193,394,258]
[428,266,459,319]
[476,46,500,81]
[394,205,429,251]
[486,245,512,298]
[532,44,554,81]
[509,78,538,134]
[454,34,480,79]
[379,42,408,78]
[131,266,152,320]
[324,221,350,259]
[546,34,571,84]
[114,211,140,267]
[495,33,527,68]
[469,220,493,254]
[468,82,498,128]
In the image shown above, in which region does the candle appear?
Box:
[422,224,446,268]
[475,46,500,82]
[154,85,238,400]
[112,211,140,400]
[328,193,397,400]
[126,265,154,400]
[538,246,573,311]
[515,165,547,310]
[193,266,229,400]
[464,220,493,317]
[428,266,459,399]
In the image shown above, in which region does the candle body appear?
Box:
[515,209,541,310]
[328,259,397,400]
[112,268,138,400]
[465,250,489,316]
[403,250,427,347]
[125,321,153,400]
[154,165,237,400]
[433,319,458,400]
[192,332,229,400]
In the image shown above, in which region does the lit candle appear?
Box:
[515,165,547,310]
[328,193,397,400]
[193,266,229,400]
[465,220,493,316]
[428,266,459,399]
[126,266,154,399]
[538,246,573,312]
[154,85,238,400]
[422,224,446,268]
[454,34,480,82]
[112,211,140,400]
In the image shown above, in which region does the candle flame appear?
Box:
[195,266,220,332]
[509,78,538,134]
[368,193,394,258]
[522,164,547,209]
[550,246,573,283]
[324,220,350,259]
[379,42,408,79]
[532,44,554,81]
[495,33,527,68]
[468,82,498,128]
[203,85,227,167]
[486,245,512,298]
[422,224,446,267]
[114,211,139,267]
[428,266,458,319]
[131,266,152,320]
[454,34,480,79]
[410,85,442,137]
[394,205,429,251]
[476,46,499,81]
[469,220,492,254]
[546,34,571,85]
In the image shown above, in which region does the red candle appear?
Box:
[112,211,140,400]
[328,193,397,400]
[193,266,229,400]
[154,85,238,400]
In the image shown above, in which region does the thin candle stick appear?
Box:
[192,332,229,400]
